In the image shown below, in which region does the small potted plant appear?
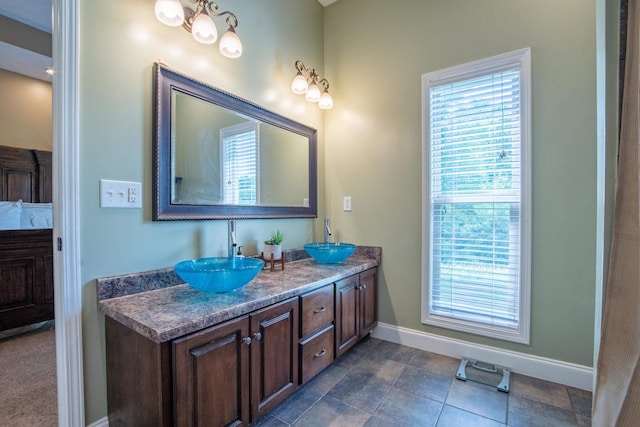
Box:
[263,229,285,260]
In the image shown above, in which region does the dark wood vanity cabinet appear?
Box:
[173,298,298,426]
[105,267,377,427]
[299,284,335,383]
[106,299,298,427]
[360,268,378,336]
[250,299,299,418]
[105,317,174,427]
[173,316,250,427]
[335,267,378,357]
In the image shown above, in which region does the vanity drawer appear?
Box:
[299,325,334,384]
[300,284,334,337]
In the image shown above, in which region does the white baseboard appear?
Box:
[87,417,109,427]
[371,322,593,391]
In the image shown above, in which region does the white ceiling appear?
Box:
[0,0,52,82]
[0,0,52,33]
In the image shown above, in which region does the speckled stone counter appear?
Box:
[97,246,380,344]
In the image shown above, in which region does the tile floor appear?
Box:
[256,337,592,427]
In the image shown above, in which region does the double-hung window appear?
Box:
[422,48,531,344]
[221,121,259,205]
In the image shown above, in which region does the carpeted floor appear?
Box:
[0,322,58,426]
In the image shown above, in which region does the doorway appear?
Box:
[0,1,61,424]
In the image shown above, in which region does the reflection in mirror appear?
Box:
[172,91,309,207]
[153,63,317,220]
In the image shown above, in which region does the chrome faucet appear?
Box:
[228,220,238,258]
[324,217,332,243]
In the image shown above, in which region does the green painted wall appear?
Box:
[260,125,310,206]
[79,0,324,423]
[173,92,227,204]
[323,0,597,366]
[79,0,604,422]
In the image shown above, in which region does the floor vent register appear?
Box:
[456,359,510,392]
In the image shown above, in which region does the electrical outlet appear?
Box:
[100,179,142,208]
[128,186,138,203]
[303,198,309,207]
[343,196,352,212]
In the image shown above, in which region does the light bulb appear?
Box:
[318,91,333,109]
[291,73,308,94]
[305,83,321,102]
[219,27,243,58]
[191,13,218,44]
[155,0,185,27]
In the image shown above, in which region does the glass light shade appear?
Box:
[291,73,308,94]
[318,91,334,109]
[155,0,185,27]
[305,83,321,102]
[191,13,218,44]
[219,28,243,58]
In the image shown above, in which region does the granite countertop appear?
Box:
[97,247,380,344]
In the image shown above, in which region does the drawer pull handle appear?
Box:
[313,306,327,314]
[314,348,327,358]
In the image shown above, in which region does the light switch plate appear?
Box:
[100,179,142,208]
[343,196,352,212]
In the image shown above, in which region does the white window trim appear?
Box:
[421,48,532,344]
[220,121,260,205]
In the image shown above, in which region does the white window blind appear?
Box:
[221,122,259,205]
[422,49,531,343]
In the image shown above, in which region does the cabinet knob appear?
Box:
[253,332,262,341]
[362,284,367,290]
[242,337,252,346]
[313,348,327,358]
[313,306,327,314]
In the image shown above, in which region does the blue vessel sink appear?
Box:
[174,257,264,293]
[304,242,356,264]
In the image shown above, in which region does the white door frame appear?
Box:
[52,0,85,425]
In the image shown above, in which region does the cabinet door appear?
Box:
[0,230,54,330]
[173,316,250,427]
[359,267,378,337]
[335,274,360,357]
[250,298,298,419]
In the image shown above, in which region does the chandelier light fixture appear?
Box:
[154,0,243,58]
[291,60,333,110]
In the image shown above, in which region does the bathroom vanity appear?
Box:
[98,247,380,426]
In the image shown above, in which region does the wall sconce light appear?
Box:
[291,60,333,110]
[154,0,243,58]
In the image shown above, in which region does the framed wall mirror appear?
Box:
[153,63,318,220]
